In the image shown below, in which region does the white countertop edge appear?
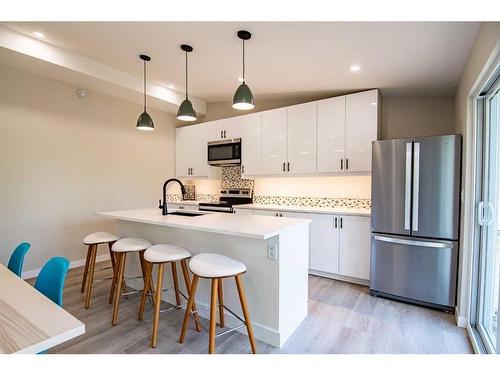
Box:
[98,211,311,240]
[167,201,199,206]
[16,324,85,354]
[236,204,371,217]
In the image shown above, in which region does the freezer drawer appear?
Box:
[370,234,458,308]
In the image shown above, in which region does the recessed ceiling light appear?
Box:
[237,77,244,82]
[350,65,360,72]
[33,31,45,39]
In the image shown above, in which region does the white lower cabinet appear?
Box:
[308,214,340,274]
[338,215,371,280]
[252,208,370,282]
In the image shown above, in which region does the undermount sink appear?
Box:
[167,211,206,217]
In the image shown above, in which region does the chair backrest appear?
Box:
[34,257,70,307]
[7,242,31,277]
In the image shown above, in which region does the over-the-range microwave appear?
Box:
[207,138,241,166]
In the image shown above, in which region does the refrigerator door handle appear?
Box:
[412,142,420,232]
[404,143,412,231]
[373,235,452,249]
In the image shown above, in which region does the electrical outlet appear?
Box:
[267,243,278,260]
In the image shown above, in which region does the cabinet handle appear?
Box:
[221,130,223,139]
[334,217,337,228]
[340,217,343,229]
[280,213,283,217]
[346,159,349,170]
[275,213,278,217]
[287,162,290,172]
[242,164,245,174]
[283,162,286,172]
[223,130,227,138]
[341,159,343,170]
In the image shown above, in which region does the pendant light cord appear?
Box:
[242,39,246,83]
[185,50,188,99]
[143,59,147,112]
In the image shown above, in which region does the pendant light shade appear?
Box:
[136,54,154,131]
[177,44,197,122]
[232,30,254,110]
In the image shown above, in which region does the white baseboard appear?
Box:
[22,254,111,280]
[455,309,468,328]
[309,269,369,286]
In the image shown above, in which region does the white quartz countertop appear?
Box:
[98,208,311,240]
[236,203,371,217]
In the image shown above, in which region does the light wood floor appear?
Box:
[41,261,473,354]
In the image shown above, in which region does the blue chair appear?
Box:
[7,242,31,277]
[34,257,70,307]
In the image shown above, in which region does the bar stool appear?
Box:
[110,237,153,326]
[81,232,119,309]
[137,244,202,347]
[179,253,257,354]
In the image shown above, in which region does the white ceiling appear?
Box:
[1,22,480,102]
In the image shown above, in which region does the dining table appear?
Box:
[0,263,85,354]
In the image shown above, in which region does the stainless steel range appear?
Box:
[199,189,252,213]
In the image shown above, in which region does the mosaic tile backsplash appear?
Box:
[253,196,371,209]
[167,166,371,209]
[221,166,254,190]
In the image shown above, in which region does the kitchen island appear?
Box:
[98,207,310,348]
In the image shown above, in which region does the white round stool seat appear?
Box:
[189,253,246,278]
[144,244,191,263]
[83,232,119,245]
[112,237,151,253]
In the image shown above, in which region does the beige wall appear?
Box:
[381,96,455,139]
[453,22,500,323]
[0,65,177,272]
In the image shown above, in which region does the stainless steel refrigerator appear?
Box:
[370,135,461,312]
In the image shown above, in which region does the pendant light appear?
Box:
[136,54,154,131]
[232,30,254,110]
[177,44,197,121]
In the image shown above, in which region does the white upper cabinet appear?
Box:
[317,96,346,173]
[338,215,371,280]
[261,108,288,175]
[345,89,379,172]
[175,90,379,178]
[287,102,318,174]
[175,125,193,178]
[206,117,243,141]
[175,124,218,179]
[241,112,262,177]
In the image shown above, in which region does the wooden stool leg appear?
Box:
[179,275,199,343]
[151,263,164,348]
[84,244,98,309]
[139,250,154,305]
[81,245,92,294]
[209,278,219,354]
[180,260,201,332]
[108,251,118,304]
[171,262,181,307]
[218,278,225,327]
[108,242,116,268]
[112,252,127,326]
[138,261,153,321]
[235,275,257,354]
